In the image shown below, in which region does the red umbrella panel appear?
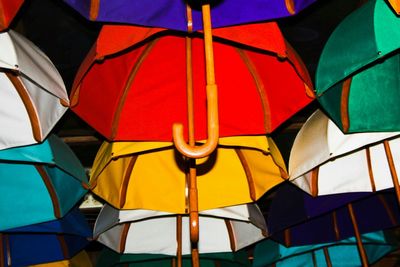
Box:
[70,22,315,142]
[0,0,24,31]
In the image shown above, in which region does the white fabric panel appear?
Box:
[95,204,267,255]
[0,73,34,149]
[0,30,68,102]
[289,110,399,179]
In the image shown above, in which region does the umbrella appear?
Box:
[96,248,250,267]
[62,0,317,32]
[0,29,69,150]
[253,229,400,267]
[288,109,400,199]
[0,134,89,231]
[89,136,287,213]
[94,203,266,256]
[0,0,24,31]
[0,207,92,267]
[30,250,93,267]
[315,0,400,133]
[70,22,314,143]
[263,183,400,266]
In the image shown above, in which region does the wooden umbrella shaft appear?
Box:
[347,203,369,266]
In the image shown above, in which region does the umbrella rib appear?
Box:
[323,247,333,267]
[35,165,61,218]
[383,140,400,206]
[366,147,376,192]
[57,234,70,259]
[235,148,256,201]
[119,155,137,208]
[310,167,319,197]
[236,48,271,133]
[119,223,131,253]
[6,72,42,142]
[89,0,100,20]
[332,210,341,241]
[340,78,352,133]
[111,40,158,140]
[285,0,296,15]
[377,194,398,226]
[224,219,236,252]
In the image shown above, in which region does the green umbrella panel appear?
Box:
[315,0,400,132]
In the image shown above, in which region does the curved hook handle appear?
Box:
[173,84,219,159]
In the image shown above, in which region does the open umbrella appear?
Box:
[289,109,400,199]
[315,0,400,133]
[94,203,266,256]
[0,0,24,31]
[0,207,92,267]
[96,248,250,267]
[89,136,287,213]
[253,229,400,267]
[263,183,400,266]
[70,22,313,143]
[0,134,88,231]
[63,0,317,32]
[0,29,69,150]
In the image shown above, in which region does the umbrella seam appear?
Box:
[57,234,70,259]
[35,165,61,218]
[235,148,256,201]
[119,223,131,253]
[111,39,158,140]
[6,72,42,142]
[235,48,271,133]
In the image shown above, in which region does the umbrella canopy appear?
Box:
[253,229,400,267]
[289,109,400,196]
[94,203,266,255]
[96,248,250,267]
[0,0,24,31]
[315,0,400,133]
[0,208,92,267]
[269,189,400,246]
[70,22,314,142]
[0,134,88,231]
[90,136,287,213]
[62,0,317,32]
[0,29,69,150]
[30,250,93,267]
[387,0,400,14]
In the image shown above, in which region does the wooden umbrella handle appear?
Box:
[172,83,219,159]
[173,3,219,159]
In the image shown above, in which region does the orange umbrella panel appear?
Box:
[70,23,314,142]
[89,136,288,213]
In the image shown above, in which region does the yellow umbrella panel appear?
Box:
[90,136,287,213]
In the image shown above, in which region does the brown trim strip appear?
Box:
[0,234,4,267]
[119,223,131,253]
[236,48,272,133]
[341,78,352,133]
[347,203,369,267]
[323,247,333,267]
[284,228,291,247]
[366,148,376,192]
[6,72,42,142]
[89,0,100,20]
[111,40,158,139]
[383,140,400,206]
[332,211,341,241]
[176,215,182,267]
[225,219,236,251]
[36,165,61,218]
[311,168,319,197]
[311,250,317,267]
[285,0,296,14]
[235,149,256,201]
[57,234,70,259]
[119,155,137,208]
[378,194,397,226]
